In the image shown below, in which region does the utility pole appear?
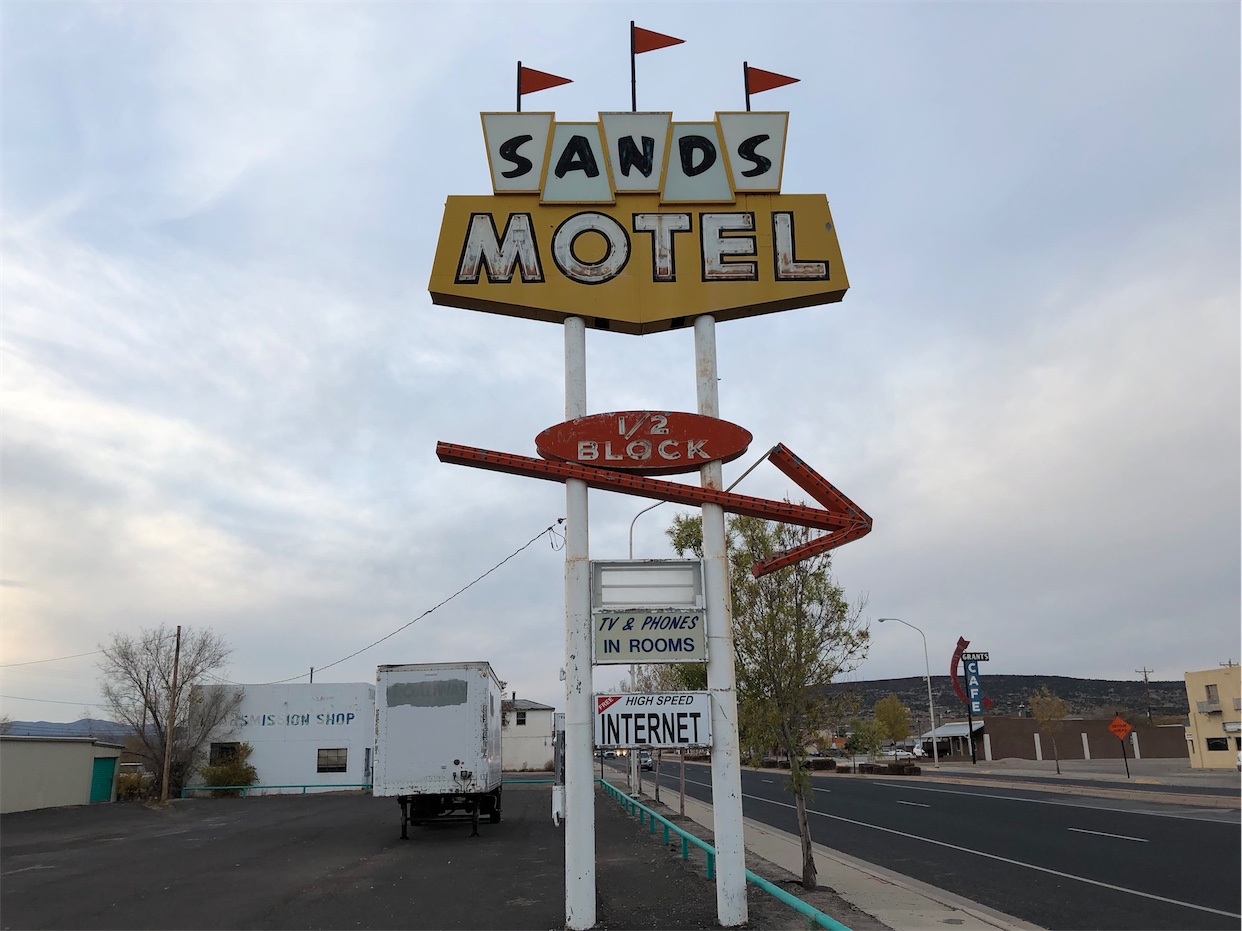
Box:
[1135,667,1154,723]
[159,625,182,803]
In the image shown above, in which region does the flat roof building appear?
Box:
[1184,665,1241,769]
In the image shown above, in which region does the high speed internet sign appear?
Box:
[594,692,712,748]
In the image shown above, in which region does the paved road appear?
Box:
[625,759,1242,931]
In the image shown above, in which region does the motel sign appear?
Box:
[429,111,848,334]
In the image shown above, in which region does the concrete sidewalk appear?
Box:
[917,757,1241,807]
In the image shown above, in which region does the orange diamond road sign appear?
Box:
[1108,716,1132,740]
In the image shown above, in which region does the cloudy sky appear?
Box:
[3,2,1238,723]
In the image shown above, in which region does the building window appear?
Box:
[1205,684,1219,703]
[317,748,348,773]
[516,711,527,726]
[1236,737,1241,750]
[210,742,240,765]
[1204,737,1229,752]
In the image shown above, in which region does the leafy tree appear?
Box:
[873,693,911,746]
[667,511,868,889]
[844,718,884,764]
[1028,686,1069,775]
[98,624,242,797]
[199,742,259,797]
[632,662,707,693]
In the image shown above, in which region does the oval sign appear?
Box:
[536,411,753,476]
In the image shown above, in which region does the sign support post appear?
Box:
[696,314,748,927]
[965,700,976,764]
[563,316,595,930]
[1109,714,1133,780]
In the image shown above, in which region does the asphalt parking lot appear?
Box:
[0,783,818,930]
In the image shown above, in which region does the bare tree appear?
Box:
[98,625,242,796]
[1028,686,1069,775]
[668,511,869,889]
[0,714,12,735]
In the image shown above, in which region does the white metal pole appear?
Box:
[921,632,940,770]
[630,665,640,794]
[563,316,595,930]
[695,314,748,927]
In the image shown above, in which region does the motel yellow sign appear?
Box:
[429,111,848,335]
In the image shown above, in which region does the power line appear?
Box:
[2,519,565,694]
[253,517,566,685]
[1,630,178,669]
[0,693,105,707]
[0,649,104,668]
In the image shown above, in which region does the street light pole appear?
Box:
[877,618,939,770]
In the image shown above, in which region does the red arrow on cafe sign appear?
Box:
[435,440,872,577]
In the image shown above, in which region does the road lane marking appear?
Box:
[740,792,1241,920]
[1,865,56,876]
[895,800,929,808]
[869,781,1240,824]
[762,779,774,784]
[1067,827,1147,842]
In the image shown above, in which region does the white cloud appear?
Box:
[1,2,1236,722]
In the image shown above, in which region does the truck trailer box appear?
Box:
[374,662,503,836]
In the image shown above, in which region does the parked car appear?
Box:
[881,747,914,760]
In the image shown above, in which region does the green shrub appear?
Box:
[117,772,146,800]
[198,743,259,797]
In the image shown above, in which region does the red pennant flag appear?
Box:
[633,26,684,54]
[519,65,572,96]
[746,65,800,95]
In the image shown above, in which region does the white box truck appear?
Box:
[374,661,504,837]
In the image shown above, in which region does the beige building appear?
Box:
[0,736,124,813]
[1183,665,1241,769]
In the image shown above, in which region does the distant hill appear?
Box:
[4,676,1190,740]
[825,675,1189,722]
[3,718,134,742]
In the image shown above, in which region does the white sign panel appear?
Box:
[593,609,706,664]
[594,692,712,749]
[590,559,704,610]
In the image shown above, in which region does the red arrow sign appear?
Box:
[435,441,871,576]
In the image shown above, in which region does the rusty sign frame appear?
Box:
[436,441,871,577]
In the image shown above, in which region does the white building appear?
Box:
[197,683,375,794]
[501,696,556,772]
